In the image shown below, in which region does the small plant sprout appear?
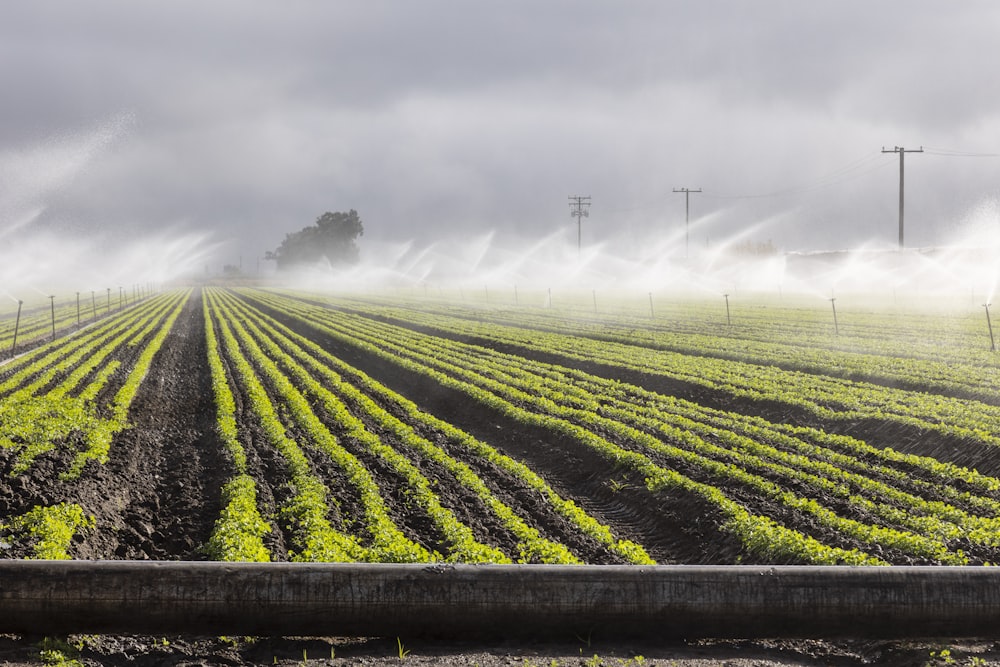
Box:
[396,637,410,660]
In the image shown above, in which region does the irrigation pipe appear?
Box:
[1,562,998,639]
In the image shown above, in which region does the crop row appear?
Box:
[316,293,1000,405]
[246,288,1000,565]
[0,290,146,355]
[243,289,935,564]
[332,288,991,362]
[0,289,189,557]
[203,288,651,564]
[301,293,1000,454]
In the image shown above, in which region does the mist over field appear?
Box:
[1,2,1000,300]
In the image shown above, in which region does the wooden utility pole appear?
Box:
[881,146,923,248]
[673,187,701,258]
[568,195,591,255]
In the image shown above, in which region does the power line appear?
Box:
[922,147,1000,157]
[568,195,591,255]
[601,152,895,216]
[702,152,893,200]
[881,146,923,248]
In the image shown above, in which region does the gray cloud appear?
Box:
[2,0,1000,284]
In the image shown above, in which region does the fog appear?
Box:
[2,2,1000,298]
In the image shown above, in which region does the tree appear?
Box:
[266,210,364,271]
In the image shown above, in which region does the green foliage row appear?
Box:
[390,297,1000,400]
[0,292,188,479]
[202,296,271,562]
[0,292,178,398]
[329,297,1000,453]
[243,289,878,565]
[209,290,433,563]
[224,308,509,562]
[0,296,117,351]
[219,289,604,564]
[298,307,951,564]
[1,502,94,559]
[375,328,995,557]
[207,290,367,562]
[234,288,654,564]
[63,291,191,479]
[330,288,991,368]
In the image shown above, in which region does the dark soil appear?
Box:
[240,291,744,566]
[2,633,1000,667]
[241,292,1000,564]
[1,288,997,665]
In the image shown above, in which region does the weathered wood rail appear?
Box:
[0,561,996,639]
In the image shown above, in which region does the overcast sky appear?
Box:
[3,1,1000,286]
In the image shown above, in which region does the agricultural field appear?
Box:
[3,284,1000,664]
[3,285,1000,565]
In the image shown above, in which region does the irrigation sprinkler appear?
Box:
[592,289,597,314]
[514,284,518,306]
[484,285,489,304]
[547,287,552,308]
[723,293,732,326]
[91,291,97,320]
[830,298,839,336]
[985,303,996,352]
[10,300,22,352]
[648,292,654,319]
[75,291,80,326]
[118,286,123,310]
[106,288,111,313]
[47,295,55,340]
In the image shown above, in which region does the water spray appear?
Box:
[984,303,996,352]
[10,300,22,352]
[723,293,731,326]
[829,298,839,336]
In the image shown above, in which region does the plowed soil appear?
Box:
[0,288,997,665]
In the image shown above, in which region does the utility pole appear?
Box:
[568,195,591,255]
[881,146,923,248]
[673,187,701,258]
